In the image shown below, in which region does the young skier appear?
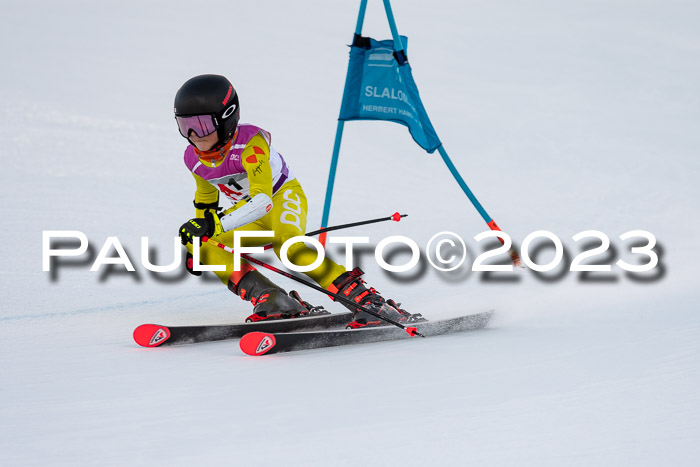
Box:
[175,74,420,328]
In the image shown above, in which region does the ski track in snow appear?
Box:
[2,0,700,465]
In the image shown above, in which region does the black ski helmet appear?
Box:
[174,74,240,149]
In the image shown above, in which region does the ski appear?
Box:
[239,310,494,356]
[133,311,353,347]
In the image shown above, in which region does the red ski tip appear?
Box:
[392,212,402,222]
[133,324,171,347]
[240,332,277,356]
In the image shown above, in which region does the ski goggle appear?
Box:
[175,114,218,138]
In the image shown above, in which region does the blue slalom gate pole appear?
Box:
[382,0,404,54]
[437,146,491,224]
[320,120,345,245]
[437,145,521,266]
[320,0,368,245]
[355,0,368,33]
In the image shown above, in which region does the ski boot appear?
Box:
[327,268,423,329]
[229,265,327,323]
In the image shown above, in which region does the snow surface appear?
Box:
[2,0,700,465]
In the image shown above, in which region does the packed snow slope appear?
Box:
[2,0,699,465]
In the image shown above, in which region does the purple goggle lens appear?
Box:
[175,114,217,138]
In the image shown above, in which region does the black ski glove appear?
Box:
[179,211,222,245]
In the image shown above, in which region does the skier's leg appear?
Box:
[268,180,345,289]
[184,221,312,321]
[268,181,421,327]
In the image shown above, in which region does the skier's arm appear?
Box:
[192,173,219,217]
[219,134,274,231]
[179,174,223,246]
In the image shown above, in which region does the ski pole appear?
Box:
[201,236,424,337]
[261,212,407,251]
[316,212,405,246]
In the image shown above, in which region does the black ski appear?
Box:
[133,311,353,347]
[239,310,494,355]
